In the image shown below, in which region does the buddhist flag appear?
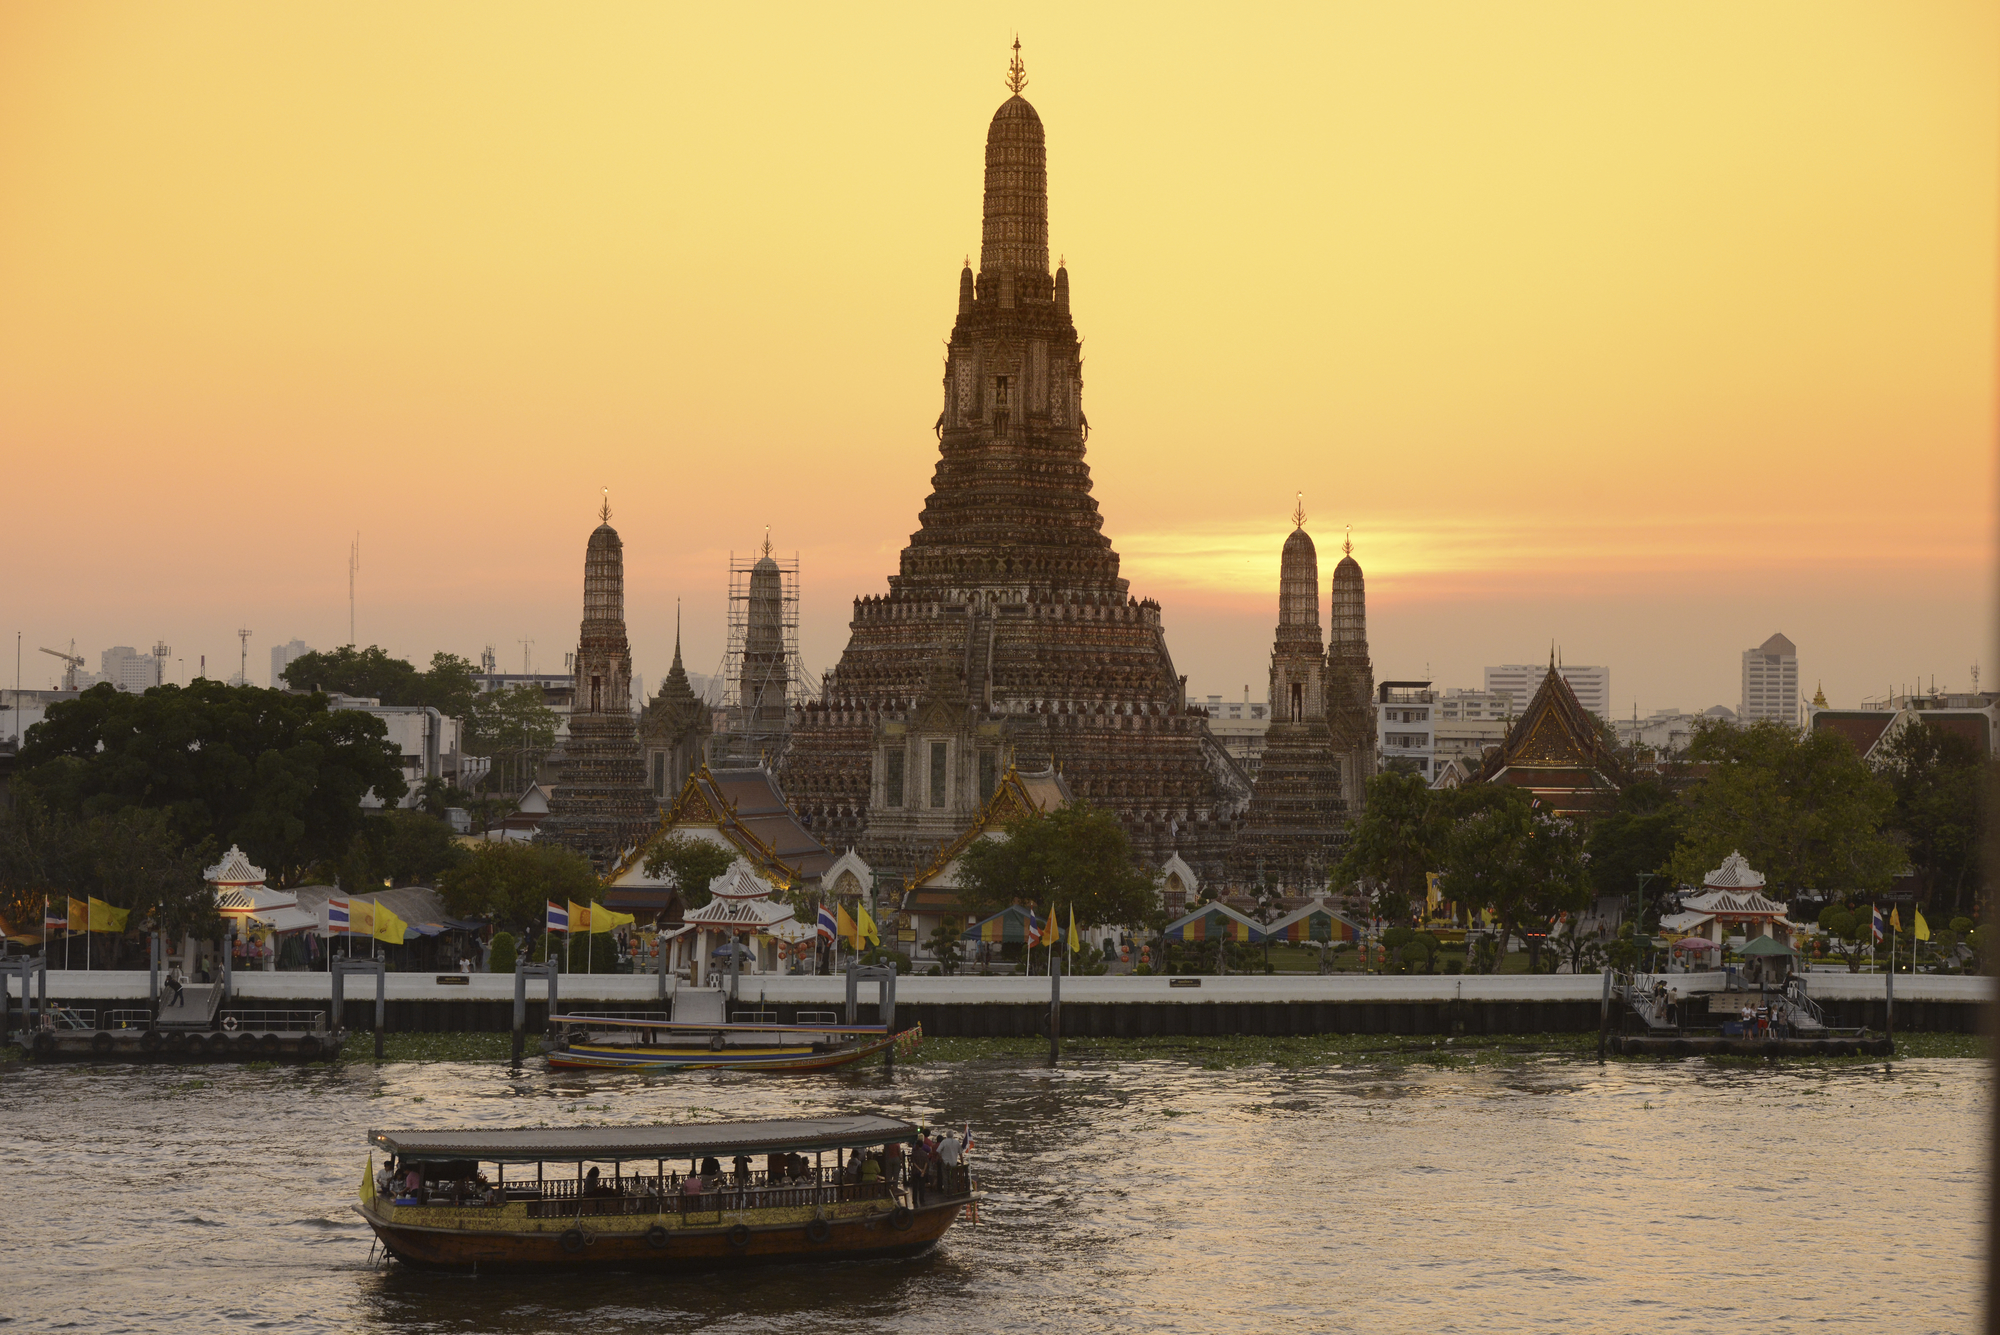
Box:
[1067,904,1079,953]
[88,898,130,932]
[592,903,635,932]
[68,897,88,934]
[348,898,375,938]
[546,900,568,933]
[1915,909,1931,942]
[371,901,407,945]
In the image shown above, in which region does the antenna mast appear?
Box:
[348,534,361,647]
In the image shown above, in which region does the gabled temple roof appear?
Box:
[1703,850,1764,889]
[204,844,268,887]
[904,765,1074,896]
[614,764,833,886]
[1474,662,1623,815]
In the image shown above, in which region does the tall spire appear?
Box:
[1344,525,1352,557]
[1006,36,1027,94]
[1293,492,1306,529]
[673,598,683,669]
[761,525,773,559]
[600,487,611,524]
[980,48,1049,281]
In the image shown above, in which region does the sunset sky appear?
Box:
[2,4,1993,716]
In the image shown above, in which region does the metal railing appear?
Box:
[105,1010,153,1029]
[219,1010,327,1033]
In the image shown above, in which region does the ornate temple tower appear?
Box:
[541,499,658,867]
[1226,504,1347,890]
[640,606,712,800]
[779,46,1250,881]
[1325,531,1377,816]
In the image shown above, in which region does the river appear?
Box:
[1,1051,1983,1333]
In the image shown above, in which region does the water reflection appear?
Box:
[0,1053,1983,1333]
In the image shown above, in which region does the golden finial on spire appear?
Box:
[1344,524,1352,557]
[1006,36,1027,94]
[600,487,611,524]
[1292,492,1306,529]
[762,526,773,558]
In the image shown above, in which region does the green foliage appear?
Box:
[1668,718,1902,898]
[1815,902,1871,972]
[1877,720,1990,917]
[1334,771,1446,923]
[1585,778,1684,899]
[534,926,618,971]
[437,840,600,928]
[487,931,517,974]
[0,805,219,947]
[462,683,562,796]
[16,680,407,886]
[1604,922,1642,973]
[640,834,735,909]
[1436,785,1592,972]
[925,919,964,975]
[279,646,479,720]
[954,803,1159,930]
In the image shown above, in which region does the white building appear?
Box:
[324,693,461,807]
[1377,681,1437,778]
[270,638,312,689]
[1486,663,1610,720]
[1740,633,1799,725]
[100,645,165,693]
[1613,708,1703,756]
[1198,690,1270,779]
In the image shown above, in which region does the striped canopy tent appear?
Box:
[960,905,1041,945]
[1162,903,1266,944]
[1262,901,1362,944]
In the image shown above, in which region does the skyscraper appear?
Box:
[1740,633,1799,725]
[270,638,311,690]
[1485,663,1610,721]
[779,47,1250,882]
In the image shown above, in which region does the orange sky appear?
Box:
[2,4,1993,714]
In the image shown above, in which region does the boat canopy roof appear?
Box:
[369,1115,920,1164]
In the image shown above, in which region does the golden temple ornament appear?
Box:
[1293,492,1306,529]
[1007,37,1027,94]
[600,487,611,523]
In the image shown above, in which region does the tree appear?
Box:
[953,803,1159,930]
[437,840,600,928]
[1816,903,1871,973]
[924,919,964,975]
[641,835,736,910]
[278,646,479,720]
[463,684,561,795]
[0,806,220,958]
[1585,778,1685,906]
[1436,784,1592,972]
[1668,718,1903,899]
[16,681,407,887]
[1333,771,1447,924]
[488,930,518,974]
[1877,720,1989,917]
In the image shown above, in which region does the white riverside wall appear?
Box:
[10,969,1992,1007]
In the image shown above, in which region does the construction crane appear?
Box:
[39,643,84,691]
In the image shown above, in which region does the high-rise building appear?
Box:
[539,502,658,867]
[1740,633,1799,725]
[100,646,164,693]
[270,639,312,690]
[1486,663,1610,720]
[1227,510,1347,890]
[779,51,1251,882]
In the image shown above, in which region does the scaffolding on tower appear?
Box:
[712,539,803,768]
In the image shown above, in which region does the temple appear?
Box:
[1325,528,1376,814]
[778,49,1250,884]
[1471,657,1623,818]
[539,499,658,867]
[639,606,712,802]
[1225,502,1350,890]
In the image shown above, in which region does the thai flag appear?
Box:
[326,899,349,933]
[547,900,569,933]
[817,904,837,942]
[1871,905,1885,944]
[43,906,66,930]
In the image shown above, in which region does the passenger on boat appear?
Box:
[584,1166,603,1196]
[860,1155,881,1187]
[732,1154,752,1185]
[883,1139,905,1186]
[909,1136,932,1204]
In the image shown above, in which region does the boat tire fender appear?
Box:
[185,1033,207,1056]
[140,1031,162,1052]
[559,1228,587,1253]
[709,1034,726,1052]
[888,1206,914,1232]
[91,1031,113,1054]
[726,1224,751,1248]
[645,1225,669,1249]
[32,1032,54,1056]
[805,1218,831,1244]
[261,1033,282,1054]
[297,1034,322,1059]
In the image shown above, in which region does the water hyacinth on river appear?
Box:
[1,1046,1982,1333]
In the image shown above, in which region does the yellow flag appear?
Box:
[1067,904,1079,953]
[372,901,407,945]
[1915,909,1931,942]
[1890,906,1902,933]
[68,897,88,933]
[856,902,880,947]
[592,903,634,932]
[837,903,857,948]
[348,898,376,937]
[568,900,590,933]
[1426,872,1443,912]
[88,897,130,932]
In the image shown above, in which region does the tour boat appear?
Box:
[356,1114,975,1272]
[543,1014,922,1073]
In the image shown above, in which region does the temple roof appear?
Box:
[1474,661,1623,813]
[614,765,833,886]
[204,844,267,887]
[903,764,1073,896]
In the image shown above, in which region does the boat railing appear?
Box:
[48,1007,95,1031]
[556,1011,672,1025]
[730,1011,780,1024]
[105,1009,154,1029]
[796,1010,839,1024]
[513,1169,901,1220]
[219,1009,328,1033]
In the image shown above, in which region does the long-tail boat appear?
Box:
[356,1115,975,1272]
[544,1014,922,1073]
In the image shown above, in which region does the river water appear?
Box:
[1,1051,1984,1333]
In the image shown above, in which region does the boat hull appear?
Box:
[357,1197,967,1273]
[547,1025,918,1073]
